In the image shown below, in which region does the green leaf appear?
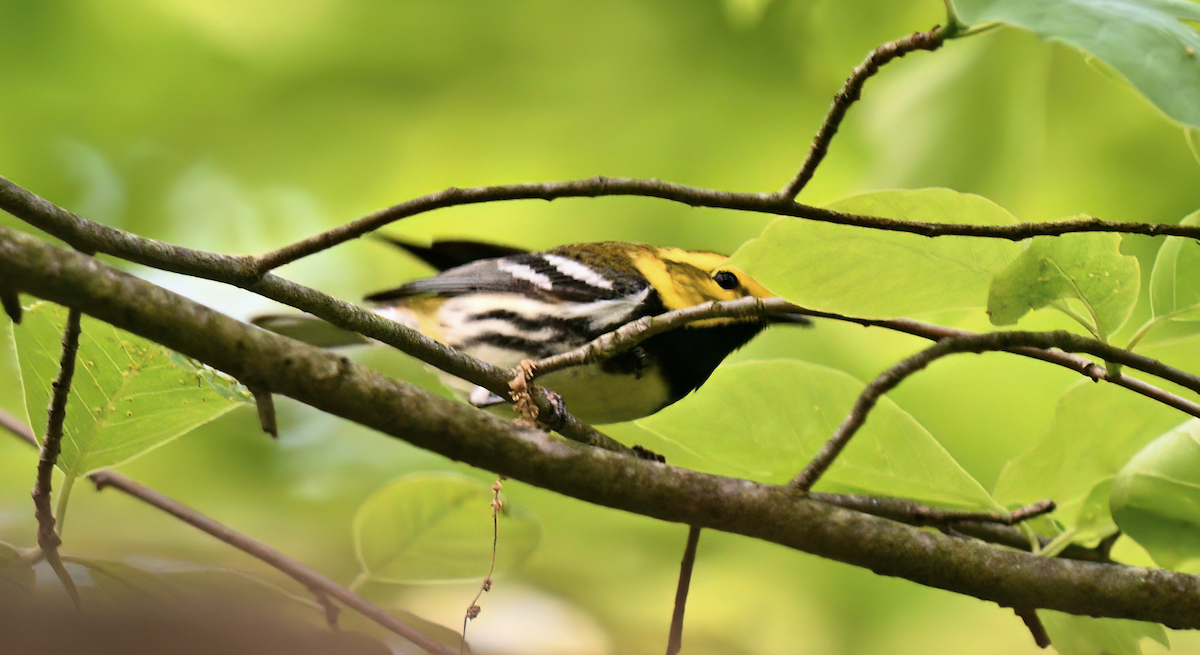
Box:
[986,232,1139,339]
[0,541,35,600]
[635,360,998,510]
[993,381,1181,535]
[1041,610,1169,655]
[1148,209,1200,320]
[952,0,1200,129]
[1111,419,1200,568]
[1072,479,1120,546]
[353,473,542,583]
[11,302,252,477]
[729,188,1022,320]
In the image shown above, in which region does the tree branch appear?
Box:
[31,306,82,611]
[0,176,624,452]
[780,27,946,199]
[524,296,784,380]
[0,408,456,654]
[1,406,38,448]
[808,492,1112,564]
[792,329,1200,490]
[85,471,458,655]
[526,298,1200,423]
[666,525,702,655]
[7,175,1195,426]
[4,226,1200,629]
[6,175,1200,287]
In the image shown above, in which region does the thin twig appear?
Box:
[461,476,506,655]
[6,175,1200,282]
[817,495,1056,527]
[0,176,616,450]
[808,492,1113,563]
[666,525,702,655]
[1014,606,1052,648]
[525,297,779,381]
[833,313,1200,419]
[247,180,1200,271]
[791,330,1200,491]
[32,306,83,611]
[0,176,545,424]
[1,407,37,447]
[5,175,1200,446]
[86,470,458,655]
[527,298,1200,423]
[311,588,341,631]
[780,27,946,199]
[2,411,452,652]
[248,385,279,439]
[2,288,20,324]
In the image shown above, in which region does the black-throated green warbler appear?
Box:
[256,240,807,424]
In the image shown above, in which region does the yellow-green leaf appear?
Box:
[730,188,1021,320]
[353,473,541,584]
[634,360,998,510]
[953,0,1200,129]
[987,232,1139,340]
[1111,419,1200,569]
[1148,209,1200,321]
[12,302,251,476]
[993,381,1180,536]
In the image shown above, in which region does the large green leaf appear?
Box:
[1111,419,1200,569]
[12,302,251,477]
[1148,209,1200,321]
[986,232,1139,340]
[952,0,1200,129]
[353,473,542,583]
[1041,611,1169,655]
[993,381,1181,539]
[729,188,1022,320]
[635,360,998,510]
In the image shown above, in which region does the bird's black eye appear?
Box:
[714,270,739,290]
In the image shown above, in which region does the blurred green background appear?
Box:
[3,0,1200,653]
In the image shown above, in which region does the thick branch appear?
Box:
[4,227,1200,628]
[0,175,617,451]
[6,175,1195,427]
[0,409,454,654]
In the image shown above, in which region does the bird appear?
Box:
[254,238,808,424]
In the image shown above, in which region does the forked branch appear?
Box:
[780,26,946,199]
[791,329,1200,490]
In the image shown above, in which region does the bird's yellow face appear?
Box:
[630,247,779,327]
